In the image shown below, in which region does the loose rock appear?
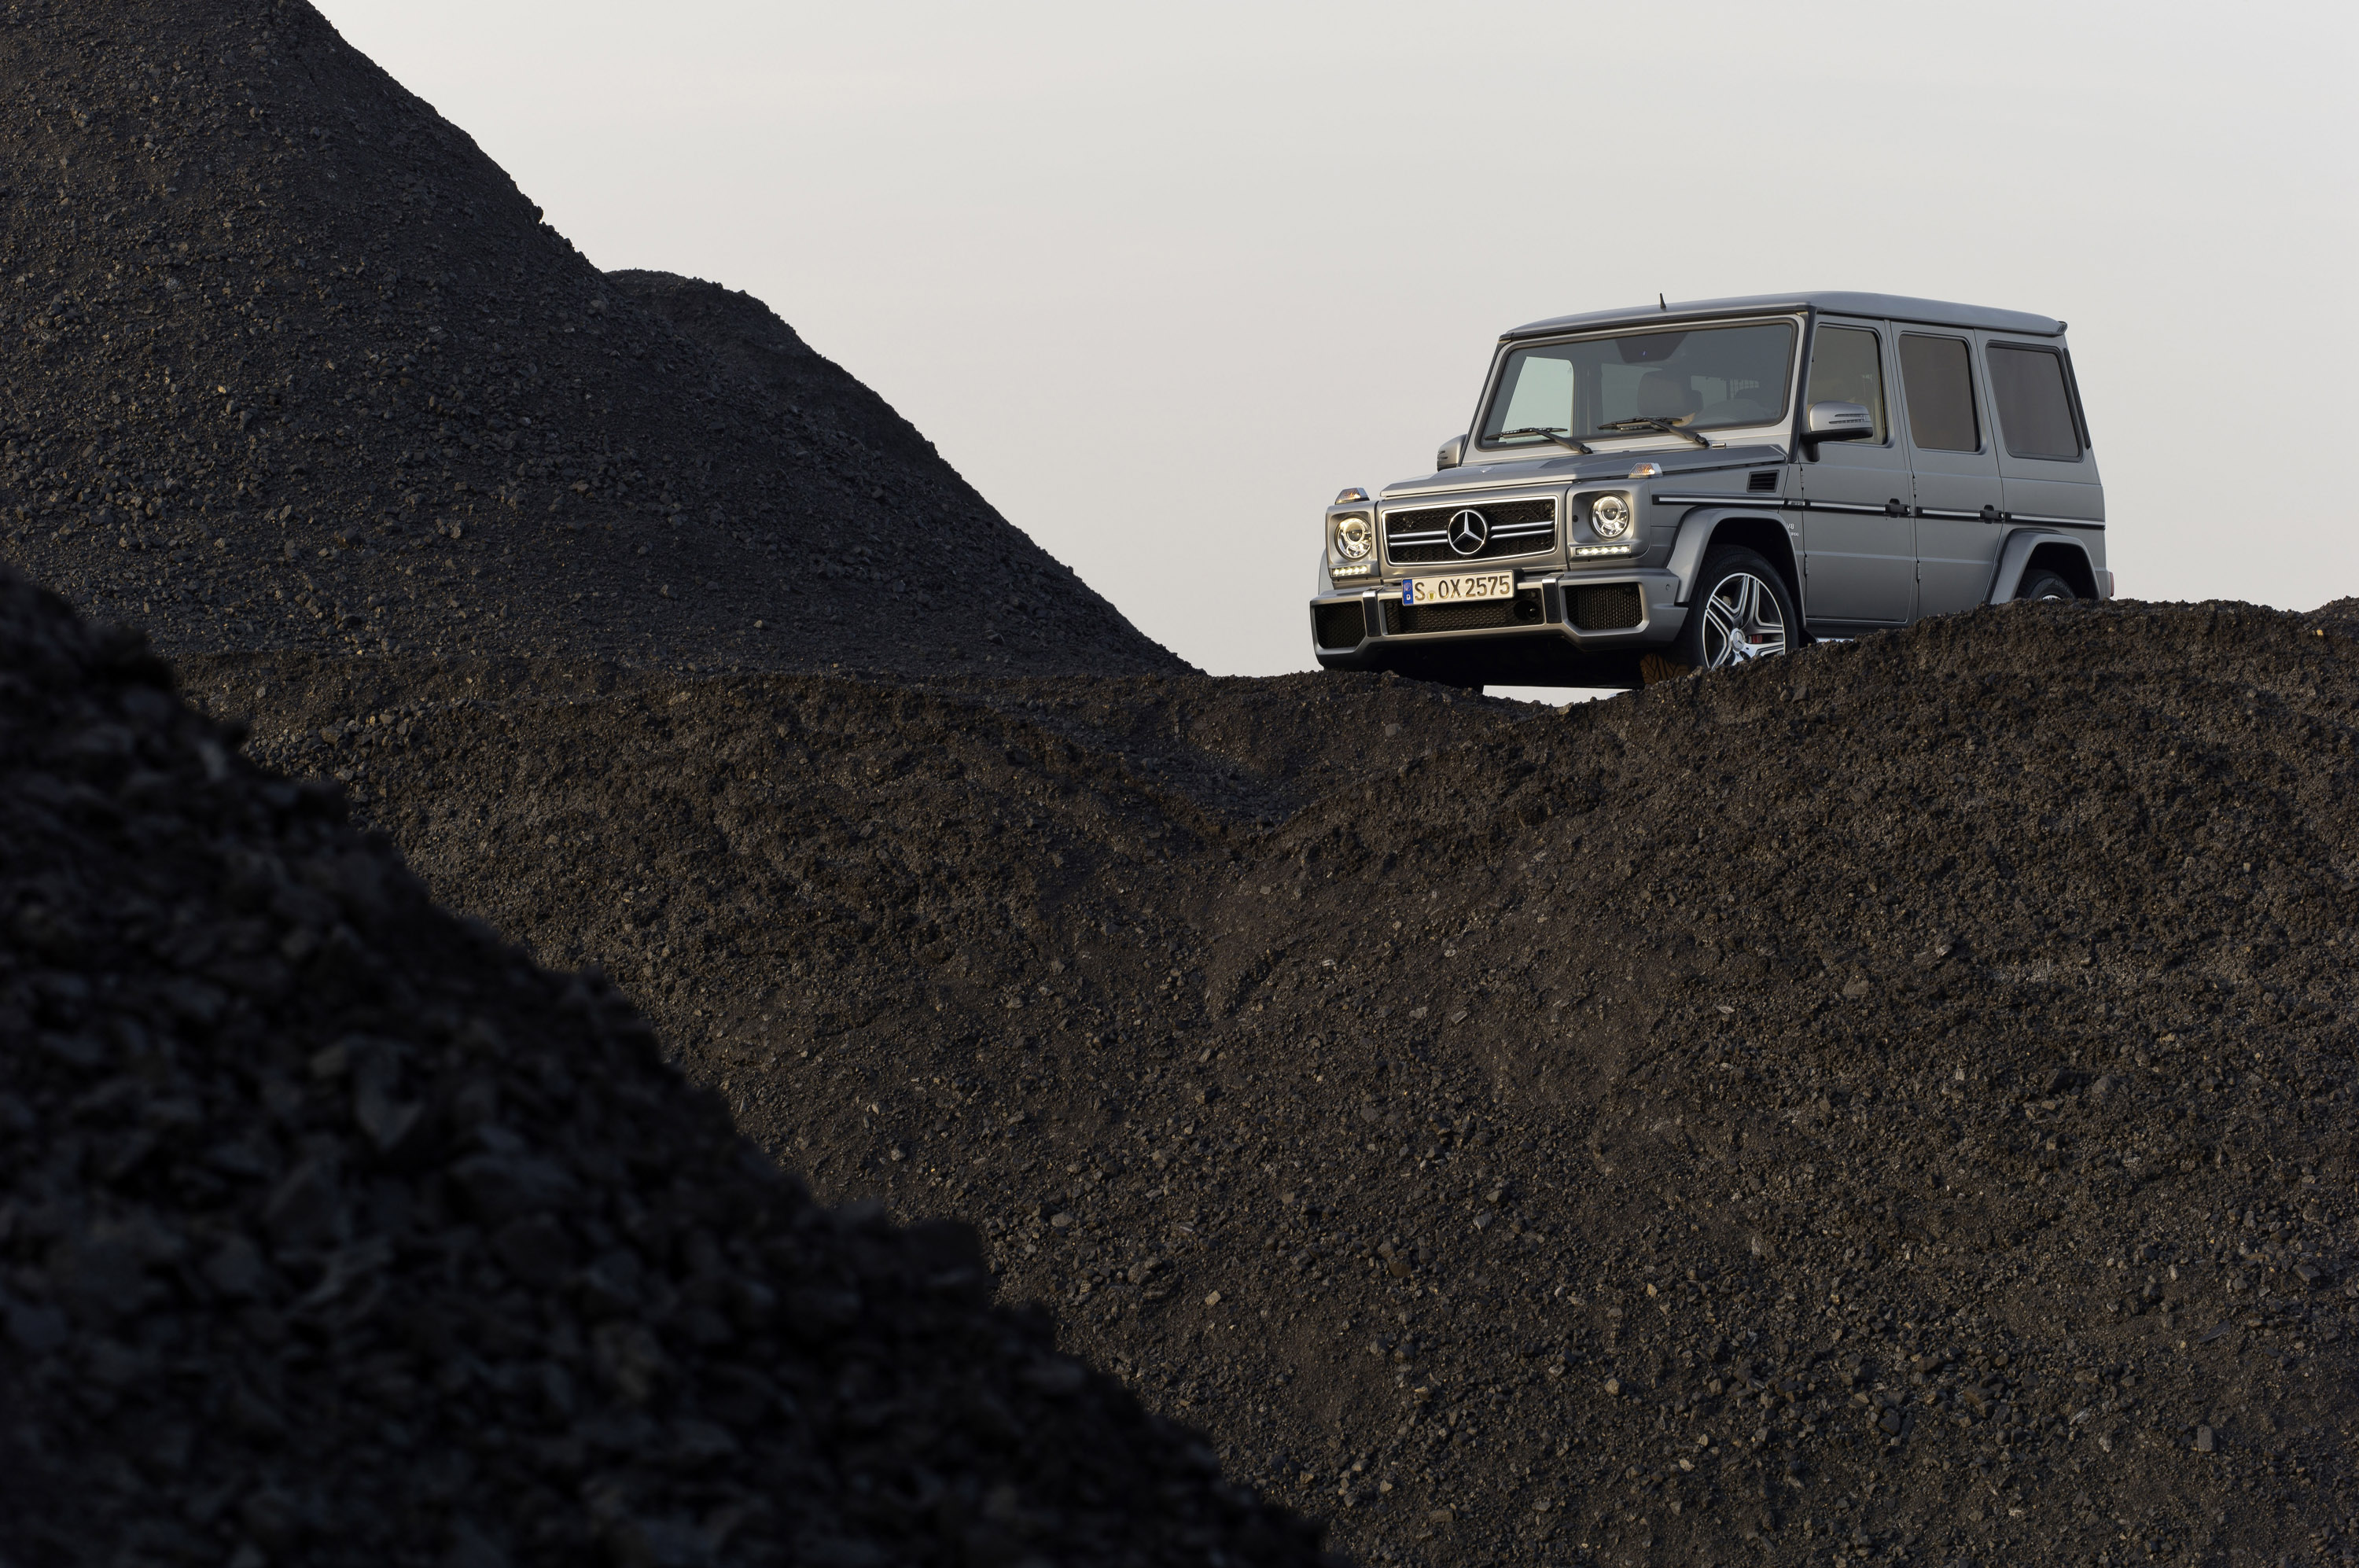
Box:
[0,572,1325,1566]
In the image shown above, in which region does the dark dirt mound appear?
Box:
[0,569,1327,1566]
[0,0,1179,679]
[186,600,2359,1567]
[605,271,937,473]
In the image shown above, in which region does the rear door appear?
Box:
[1795,317,1913,626]
[1899,331,2006,617]
[1982,334,2103,533]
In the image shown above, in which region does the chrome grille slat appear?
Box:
[1391,524,1553,539]
[1383,497,1557,565]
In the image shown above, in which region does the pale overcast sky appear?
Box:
[318,0,2358,679]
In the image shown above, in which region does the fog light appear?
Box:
[1331,560,1376,581]
[1335,514,1373,560]
[1592,495,1632,539]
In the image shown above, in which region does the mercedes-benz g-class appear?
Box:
[1309,292,2108,688]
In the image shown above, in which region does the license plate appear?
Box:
[1405,571,1514,606]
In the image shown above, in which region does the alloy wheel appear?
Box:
[1700,571,1787,668]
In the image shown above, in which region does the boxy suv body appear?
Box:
[1308,293,2107,687]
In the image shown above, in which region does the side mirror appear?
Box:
[1802,401,1875,445]
[1436,433,1467,470]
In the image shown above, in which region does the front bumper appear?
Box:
[1310,570,1686,676]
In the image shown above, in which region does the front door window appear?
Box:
[1805,326,1887,440]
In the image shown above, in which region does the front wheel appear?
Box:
[1676,547,1797,672]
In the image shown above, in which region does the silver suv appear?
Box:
[1309,293,2107,687]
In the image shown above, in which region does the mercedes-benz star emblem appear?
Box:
[1447,508,1489,556]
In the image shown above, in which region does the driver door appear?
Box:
[1797,318,1914,626]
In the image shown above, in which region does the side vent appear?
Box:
[1570,583,1645,631]
[1747,469,1779,493]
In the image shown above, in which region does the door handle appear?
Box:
[1885,498,1910,517]
[1981,504,2002,523]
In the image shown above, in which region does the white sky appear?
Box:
[317,0,2359,679]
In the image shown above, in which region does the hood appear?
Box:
[1380,442,1787,501]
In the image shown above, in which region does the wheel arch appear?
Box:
[1666,510,1801,608]
[1989,529,2098,602]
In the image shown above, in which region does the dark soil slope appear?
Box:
[605,270,937,472]
[186,601,2359,1568]
[0,569,1324,1566]
[0,0,1179,678]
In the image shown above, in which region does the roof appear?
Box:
[1502,292,2066,341]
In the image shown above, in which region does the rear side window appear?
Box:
[1898,334,1980,452]
[1985,344,2084,459]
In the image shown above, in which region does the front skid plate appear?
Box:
[1316,629,1649,689]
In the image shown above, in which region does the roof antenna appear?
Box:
[1658,293,1668,311]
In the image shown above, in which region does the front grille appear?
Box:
[1381,588,1546,635]
[1314,600,1367,649]
[1384,498,1555,564]
[1570,583,1644,631]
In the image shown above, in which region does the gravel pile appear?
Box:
[6,6,2351,1567]
[0,569,1328,1566]
[186,600,2359,1567]
[0,0,1178,679]
[602,271,941,474]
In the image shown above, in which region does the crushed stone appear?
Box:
[185,601,2359,1566]
[0,568,1328,1566]
[3,4,2351,1566]
[0,0,1179,680]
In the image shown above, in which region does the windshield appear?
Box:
[1478,320,1798,450]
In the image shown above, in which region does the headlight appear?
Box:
[1334,513,1373,560]
[1591,494,1632,539]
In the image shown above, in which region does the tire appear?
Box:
[2015,568,2079,602]
[1676,547,1797,672]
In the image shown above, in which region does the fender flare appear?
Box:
[1987,529,2095,603]
[1663,506,1804,605]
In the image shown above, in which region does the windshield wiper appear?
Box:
[1493,426,1593,455]
[1600,416,1710,449]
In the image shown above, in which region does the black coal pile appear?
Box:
[604,271,940,475]
[184,600,2359,1567]
[0,570,1328,1566]
[0,0,1178,679]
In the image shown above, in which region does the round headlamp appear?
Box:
[1592,494,1632,539]
[1334,513,1373,560]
